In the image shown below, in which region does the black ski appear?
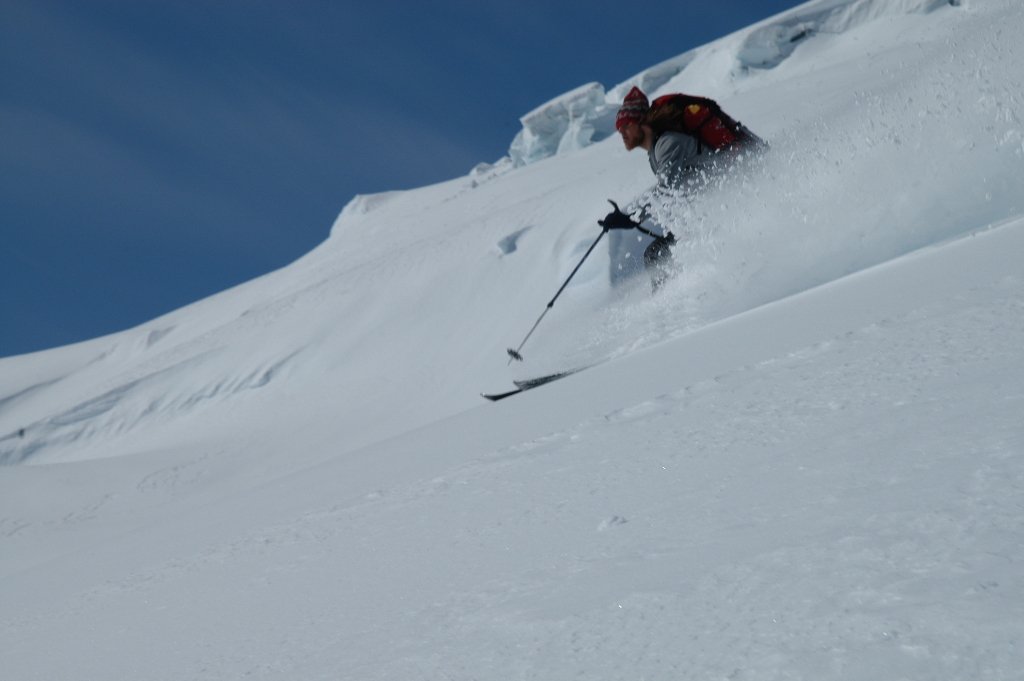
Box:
[481,387,524,402]
[481,370,579,401]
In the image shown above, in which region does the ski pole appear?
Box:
[507,225,609,363]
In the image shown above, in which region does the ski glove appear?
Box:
[598,208,639,230]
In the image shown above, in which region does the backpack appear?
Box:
[647,94,761,153]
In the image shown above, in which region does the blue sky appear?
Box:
[0,0,800,359]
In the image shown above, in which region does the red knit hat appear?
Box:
[615,86,650,130]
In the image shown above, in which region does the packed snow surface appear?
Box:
[2,0,1023,678]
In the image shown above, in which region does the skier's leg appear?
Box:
[643,236,674,292]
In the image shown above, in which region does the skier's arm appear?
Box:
[623,133,702,221]
[651,132,700,188]
[623,182,672,224]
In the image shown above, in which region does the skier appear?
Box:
[503,88,764,368]
[600,86,763,290]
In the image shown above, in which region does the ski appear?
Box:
[481,370,580,401]
[481,387,524,402]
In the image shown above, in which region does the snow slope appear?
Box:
[2,0,1024,678]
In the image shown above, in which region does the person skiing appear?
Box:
[600,86,763,290]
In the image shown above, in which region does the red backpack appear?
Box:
[647,94,760,153]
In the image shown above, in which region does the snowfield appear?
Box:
[2,0,1023,678]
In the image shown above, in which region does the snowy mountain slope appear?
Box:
[3,0,1020,474]
[2,214,1023,679]
[2,0,1024,677]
